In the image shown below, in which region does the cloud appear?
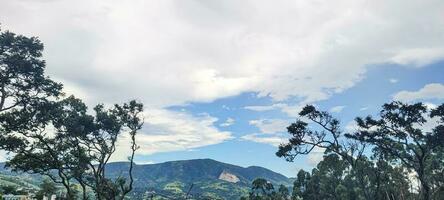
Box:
[393,83,444,102]
[0,151,10,162]
[389,78,399,83]
[241,133,287,147]
[220,117,235,127]
[241,118,290,146]
[221,105,231,110]
[111,109,233,161]
[245,103,305,118]
[359,107,369,111]
[307,147,325,166]
[249,119,290,134]
[244,103,286,111]
[390,48,444,67]
[242,118,291,146]
[330,105,346,113]
[135,160,155,165]
[345,121,359,133]
[1,0,443,108]
[2,0,444,156]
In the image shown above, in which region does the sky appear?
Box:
[1,0,444,177]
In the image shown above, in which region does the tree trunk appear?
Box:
[421,180,431,200]
[418,169,430,200]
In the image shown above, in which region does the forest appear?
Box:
[243,103,444,200]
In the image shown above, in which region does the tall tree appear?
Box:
[348,102,444,200]
[36,179,58,200]
[5,96,144,200]
[276,104,418,200]
[292,170,310,200]
[0,28,144,199]
[276,105,372,199]
[0,28,62,150]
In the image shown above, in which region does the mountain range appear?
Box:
[0,159,293,199]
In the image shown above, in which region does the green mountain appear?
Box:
[106,159,292,199]
[0,159,292,199]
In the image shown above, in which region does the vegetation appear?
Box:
[35,179,58,199]
[0,28,144,199]
[275,103,444,200]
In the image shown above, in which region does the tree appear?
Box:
[4,96,144,200]
[276,105,373,200]
[348,102,444,200]
[292,170,310,200]
[0,28,144,200]
[276,104,418,200]
[0,28,62,151]
[277,185,290,200]
[79,99,143,200]
[276,105,366,165]
[250,178,275,199]
[1,185,18,195]
[4,96,87,199]
[36,179,58,200]
[242,178,283,200]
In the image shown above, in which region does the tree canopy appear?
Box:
[0,28,144,200]
[277,102,444,200]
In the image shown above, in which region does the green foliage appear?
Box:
[278,102,444,200]
[0,28,144,200]
[242,178,290,200]
[0,28,63,151]
[349,102,444,200]
[35,179,57,200]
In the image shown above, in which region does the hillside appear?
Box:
[105,159,292,199]
[0,159,292,199]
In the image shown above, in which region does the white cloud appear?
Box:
[220,117,235,127]
[249,119,290,134]
[245,103,305,117]
[390,48,444,67]
[389,78,399,83]
[222,105,231,110]
[359,107,369,111]
[417,103,440,133]
[345,121,359,133]
[0,151,10,162]
[111,109,233,161]
[241,133,287,147]
[2,0,444,156]
[393,83,444,102]
[243,118,290,146]
[330,105,346,113]
[244,103,286,111]
[307,147,325,166]
[135,160,155,165]
[1,0,443,108]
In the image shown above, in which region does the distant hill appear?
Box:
[0,159,293,199]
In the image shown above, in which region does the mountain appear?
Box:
[0,159,293,199]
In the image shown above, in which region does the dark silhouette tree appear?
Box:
[292,170,310,200]
[348,102,444,200]
[276,105,375,199]
[276,104,419,200]
[5,96,143,200]
[0,28,62,151]
[0,28,144,199]
[243,178,290,200]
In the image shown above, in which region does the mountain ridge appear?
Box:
[0,158,293,199]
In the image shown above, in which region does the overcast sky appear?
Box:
[1,0,444,176]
